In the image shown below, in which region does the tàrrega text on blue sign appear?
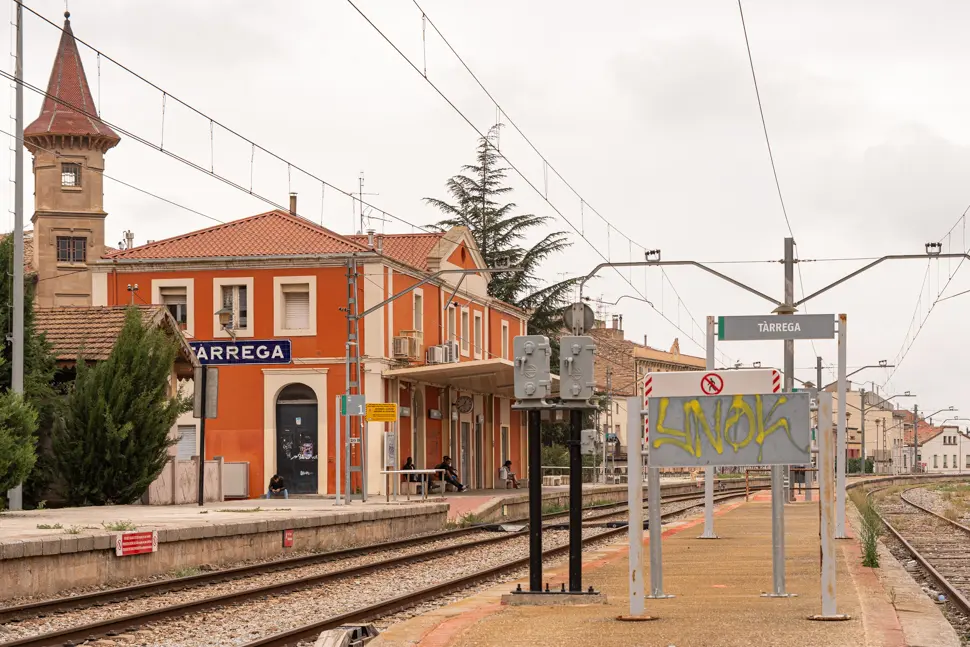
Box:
[190,340,292,365]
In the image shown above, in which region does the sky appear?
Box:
[1,0,968,426]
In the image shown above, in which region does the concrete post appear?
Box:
[836,315,847,538]
[626,397,645,616]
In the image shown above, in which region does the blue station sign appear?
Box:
[190,339,292,365]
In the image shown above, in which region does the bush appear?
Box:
[54,307,190,506]
[859,498,883,568]
[0,390,40,496]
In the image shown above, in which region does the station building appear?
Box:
[21,12,531,499]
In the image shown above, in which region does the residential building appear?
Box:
[822,383,906,474]
[589,315,705,456]
[21,12,531,499]
[907,426,970,475]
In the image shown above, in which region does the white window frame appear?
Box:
[413,288,424,334]
[473,311,483,359]
[460,307,470,356]
[501,321,509,360]
[213,277,255,339]
[273,275,316,337]
[448,304,457,343]
[152,278,195,338]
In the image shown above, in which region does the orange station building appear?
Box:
[22,12,533,499]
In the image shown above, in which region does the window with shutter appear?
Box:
[176,425,197,460]
[160,286,188,327]
[283,284,310,330]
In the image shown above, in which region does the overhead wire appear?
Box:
[346,0,732,365]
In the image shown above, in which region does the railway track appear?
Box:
[872,486,970,619]
[0,487,758,647]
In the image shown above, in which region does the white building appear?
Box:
[910,426,970,475]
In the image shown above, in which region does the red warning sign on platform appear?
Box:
[283,529,294,548]
[700,373,724,395]
[115,531,158,557]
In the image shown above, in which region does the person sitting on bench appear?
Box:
[434,456,467,492]
[499,460,520,488]
[266,474,288,499]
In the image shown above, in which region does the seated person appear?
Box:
[434,456,467,492]
[266,474,288,499]
[401,457,420,482]
[499,460,520,488]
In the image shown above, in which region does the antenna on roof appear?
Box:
[357,172,379,234]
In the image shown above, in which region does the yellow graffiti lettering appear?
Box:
[723,395,756,452]
[651,396,695,456]
[684,397,723,456]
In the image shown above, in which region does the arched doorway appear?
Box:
[412,387,426,468]
[276,383,319,495]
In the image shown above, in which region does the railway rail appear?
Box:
[871,486,970,621]
[0,485,763,647]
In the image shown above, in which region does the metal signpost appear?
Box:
[192,366,219,506]
[339,394,367,504]
[809,392,850,621]
[648,391,811,600]
[508,304,601,603]
[643,366,780,543]
[620,395,654,621]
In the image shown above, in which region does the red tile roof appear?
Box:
[35,305,172,362]
[349,232,445,271]
[24,13,119,147]
[104,210,369,260]
[897,409,943,445]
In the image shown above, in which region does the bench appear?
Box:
[542,475,562,487]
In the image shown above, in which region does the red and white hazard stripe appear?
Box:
[642,375,652,443]
[772,370,781,393]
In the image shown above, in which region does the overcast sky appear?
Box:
[2,0,969,425]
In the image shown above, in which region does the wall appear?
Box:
[144,457,224,505]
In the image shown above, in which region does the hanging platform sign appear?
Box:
[646,393,811,468]
[190,340,291,365]
[717,314,836,341]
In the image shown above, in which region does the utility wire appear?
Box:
[14,1,435,238]
[737,0,794,238]
[346,0,731,364]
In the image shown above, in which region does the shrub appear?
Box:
[0,390,40,495]
[859,499,882,568]
[54,307,190,505]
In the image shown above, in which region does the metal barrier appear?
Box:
[379,469,446,502]
[745,468,771,501]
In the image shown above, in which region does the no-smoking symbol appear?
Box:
[700,373,724,395]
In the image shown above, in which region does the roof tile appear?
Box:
[349,232,445,271]
[104,210,368,260]
[34,305,163,361]
[24,14,119,144]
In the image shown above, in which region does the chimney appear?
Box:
[375,233,384,254]
[366,228,376,248]
[643,334,648,347]
[289,192,297,215]
[618,314,623,331]
[611,314,618,329]
[124,230,134,250]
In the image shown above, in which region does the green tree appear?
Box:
[55,307,189,505]
[0,387,40,495]
[425,124,575,350]
[0,234,57,505]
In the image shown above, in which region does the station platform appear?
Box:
[0,497,447,601]
[374,491,959,647]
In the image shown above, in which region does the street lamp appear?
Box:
[215,306,236,340]
[821,362,893,391]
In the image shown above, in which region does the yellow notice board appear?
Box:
[365,403,399,422]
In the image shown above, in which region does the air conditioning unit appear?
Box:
[392,336,419,359]
[444,340,460,363]
[426,345,444,365]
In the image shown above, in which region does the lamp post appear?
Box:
[858,390,915,474]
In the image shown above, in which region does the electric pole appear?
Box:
[860,387,866,474]
[7,2,24,511]
[912,404,919,473]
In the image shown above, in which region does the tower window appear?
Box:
[61,163,81,187]
[55,236,86,263]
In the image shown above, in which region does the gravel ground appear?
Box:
[125,528,605,647]
[0,529,494,642]
[872,489,970,645]
[1,493,733,646]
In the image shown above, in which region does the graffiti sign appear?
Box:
[646,392,811,468]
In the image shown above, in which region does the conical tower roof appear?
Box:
[24,12,119,152]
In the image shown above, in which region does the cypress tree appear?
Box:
[55,307,189,505]
[0,388,39,494]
